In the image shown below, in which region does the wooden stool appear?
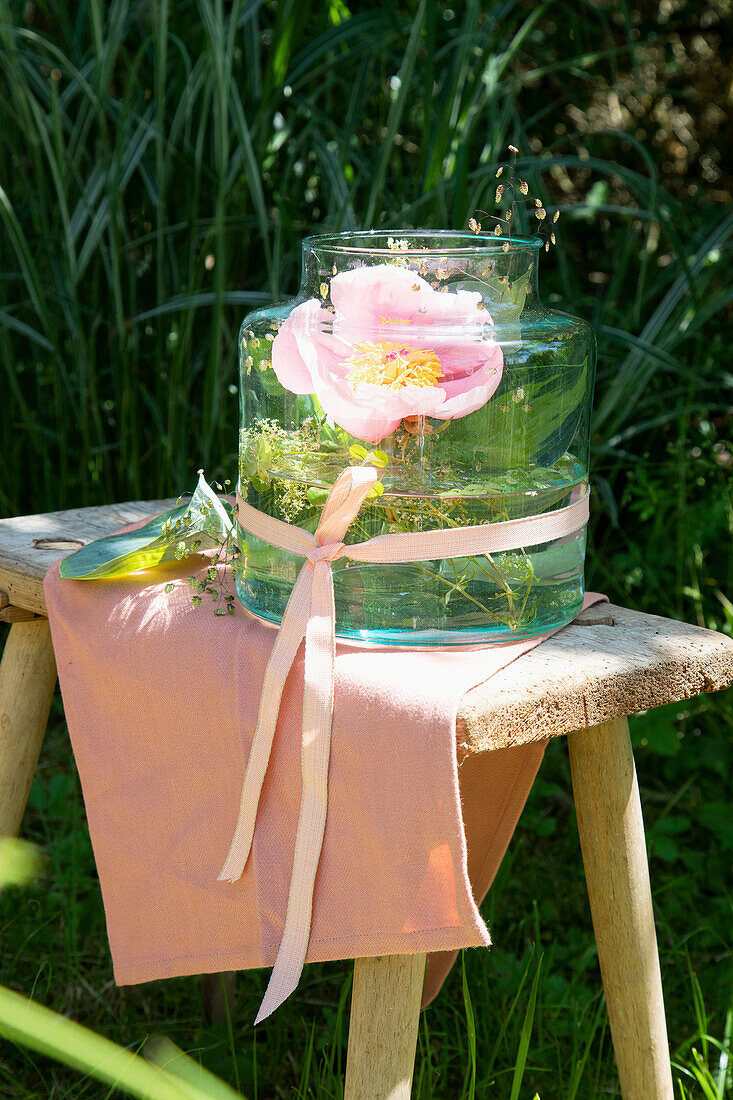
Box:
[1,501,732,1100]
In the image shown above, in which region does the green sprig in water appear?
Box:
[60,471,241,616]
[239,418,540,632]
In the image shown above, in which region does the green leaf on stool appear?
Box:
[59,472,233,580]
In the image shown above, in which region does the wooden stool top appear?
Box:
[0,499,175,616]
[459,601,733,751]
[1,501,732,749]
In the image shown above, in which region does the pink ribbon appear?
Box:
[219,466,590,1022]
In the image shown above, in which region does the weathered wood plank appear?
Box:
[0,606,39,623]
[568,717,674,1098]
[200,972,238,1026]
[344,953,426,1100]
[0,500,176,615]
[0,619,57,836]
[457,602,733,753]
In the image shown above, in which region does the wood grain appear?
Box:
[568,717,674,1099]
[200,972,238,1026]
[0,620,57,836]
[0,606,39,623]
[345,953,426,1100]
[457,602,733,753]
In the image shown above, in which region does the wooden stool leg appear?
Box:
[567,717,674,1099]
[0,620,57,837]
[345,953,426,1100]
[201,971,237,1025]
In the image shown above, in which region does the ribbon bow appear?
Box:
[219,466,589,1023]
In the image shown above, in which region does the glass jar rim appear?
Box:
[302,229,543,256]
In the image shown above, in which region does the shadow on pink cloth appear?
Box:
[422,738,546,1006]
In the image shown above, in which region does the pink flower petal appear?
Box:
[271,300,324,394]
[419,288,488,323]
[330,264,433,325]
[346,381,448,419]
[431,338,500,378]
[267,267,503,441]
[433,343,504,419]
[305,348,445,443]
[309,377,404,442]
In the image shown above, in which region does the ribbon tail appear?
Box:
[254,558,336,1023]
[218,564,314,883]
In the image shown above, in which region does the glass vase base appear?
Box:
[236,582,584,649]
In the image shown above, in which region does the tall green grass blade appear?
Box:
[0,183,51,331]
[716,995,732,1095]
[364,0,427,227]
[296,1021,316,1098]
[688,1048,724,1100]
[286,13,390,87]
[418,1011,434,1100]
[132,291,269,324]
[0,309,55,350]
[267,0,313,95]
[595,209,733,432]
[222,974,242,1096]
[566,995,606,1100]
[0,987,242,1100]
[461,952,477,1100]
[75,111,157,280]
[227,84,274,293]
[143,1036,242,1100]
[486,951,533,1072]
[509,953,543,1100]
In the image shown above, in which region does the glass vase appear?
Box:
[236,231,595,645]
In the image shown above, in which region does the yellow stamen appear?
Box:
[344,340,443,390]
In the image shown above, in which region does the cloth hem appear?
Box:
[112,922,490,986]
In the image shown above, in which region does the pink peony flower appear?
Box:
[271,263,503,443]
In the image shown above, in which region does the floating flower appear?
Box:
[271,264,503,443]
[343,341,443,390]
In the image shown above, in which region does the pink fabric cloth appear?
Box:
[220,468,590,1021]
[43,549,603,1008]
